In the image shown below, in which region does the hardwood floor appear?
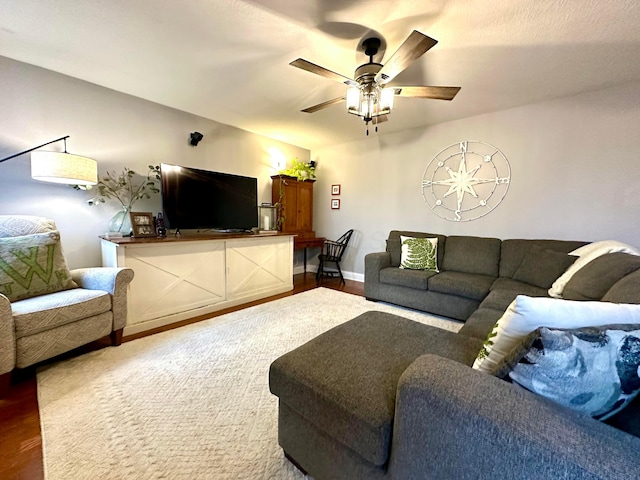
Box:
[0,274,364,480]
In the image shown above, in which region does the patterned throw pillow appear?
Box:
[508,325,640,420]
[0,231,77,302]
[473,295,640,374]
[399,236,438,271]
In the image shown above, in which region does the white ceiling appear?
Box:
[1,0,640,150]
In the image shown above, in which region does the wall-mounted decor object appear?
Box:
[331,184,341,195]
[130,211,156,237]
[421,140,510,222]
[331,199,340,210]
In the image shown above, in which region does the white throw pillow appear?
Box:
[548,240,640,298]
[473,295,640,374]
[399,236,438,271]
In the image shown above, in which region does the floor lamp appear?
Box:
[0,136,97,185]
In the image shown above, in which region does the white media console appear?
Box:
[101,233,294,336]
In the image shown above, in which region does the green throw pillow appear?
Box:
[0,230,77,302]
[399,236,438,271]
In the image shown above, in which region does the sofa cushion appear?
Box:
[508,325,640,420]
[480,286,548,312]
[563,253,640,301]
[269,311,483,467]
[459,307,505,340]
[428,271,495,301]
[386,231,446,268]
[379,267,436,290]
[399,236,438,271]
[11,288,111,338]
[0,231,78,302]
[473,296,640,374]
[490,277,550,296]
[603,269,640,304]
[549,240,640,298]
[441,235,501,277]
[512,245,577,289]
[499,239,587,278]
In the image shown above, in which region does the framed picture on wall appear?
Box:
[130,211,156,237]
[331,199,340,210]
[331,184,341,195]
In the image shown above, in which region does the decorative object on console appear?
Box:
[258,204,277,233]
[130,212,156,238]
[422,140,510,222]
[155,212,167,237]
[189,131,204,146]
[473,295,640,375]
[399,235,438,271]
[0,135,97,185]
[506,325,640,420]
[76,165,161,234]
[331,184,341,195]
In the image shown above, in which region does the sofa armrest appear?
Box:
[389,354,640,480]
[71,267,134,331]
[0,293,16,375]
[364,252,391,299]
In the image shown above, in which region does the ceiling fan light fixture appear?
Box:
[380,87,394,111]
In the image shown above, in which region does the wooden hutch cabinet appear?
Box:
[271,175,316,238]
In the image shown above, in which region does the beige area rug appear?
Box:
[38,288,460,480]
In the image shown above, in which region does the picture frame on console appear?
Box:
[130,212,156,237]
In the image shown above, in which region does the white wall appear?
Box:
[0,56,309,269]
[312,81,640,277]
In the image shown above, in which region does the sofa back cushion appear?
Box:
[387,231,446,268]
[563,252,640,301]
[602,269,640,304]
[441,235,501,277]
[499,239,588,278]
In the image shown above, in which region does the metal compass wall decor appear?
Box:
[421,141,511,222]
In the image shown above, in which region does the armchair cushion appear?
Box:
[0,231,77,302]
[12,288,111,338]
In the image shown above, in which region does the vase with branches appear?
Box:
[75,165,161,233]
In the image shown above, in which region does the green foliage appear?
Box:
[476,328,498,360]
[279,158,316,181]
[401,237,437,270]
[74,165,161,209]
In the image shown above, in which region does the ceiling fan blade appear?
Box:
[392,86,461,100]
[301,96,346,113]
[290,59,357,87]
[375,31,438,85]
[373,115,388,123]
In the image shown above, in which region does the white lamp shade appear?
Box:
[31,151,98,185]
[380,88,395,111]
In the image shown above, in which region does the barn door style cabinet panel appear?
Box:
[271,175,315,238]
[101,234,294,336]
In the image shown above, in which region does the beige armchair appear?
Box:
[0,215,134,396]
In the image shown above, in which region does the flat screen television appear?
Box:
[160,163,258,232]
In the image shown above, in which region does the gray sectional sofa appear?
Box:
[269,230,640,480]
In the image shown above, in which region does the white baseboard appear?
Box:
[293,264,363,283]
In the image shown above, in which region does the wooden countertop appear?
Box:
[100,231,295,245]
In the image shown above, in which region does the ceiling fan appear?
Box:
[290,30,460,135]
